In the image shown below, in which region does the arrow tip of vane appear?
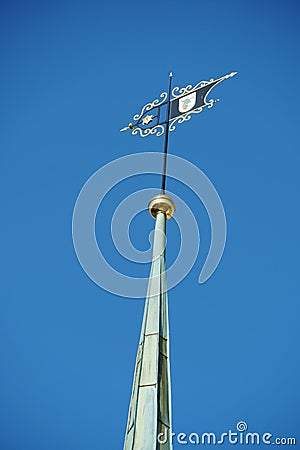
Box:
[224,71,237,80]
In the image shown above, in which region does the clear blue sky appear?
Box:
[1,0,299,448]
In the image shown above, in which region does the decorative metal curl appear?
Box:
[132,124,165,138]
[133,92,168,121]
[172,79,214,99]
[171,72,237,99]
[169,99,215,132]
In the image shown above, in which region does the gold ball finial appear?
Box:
[148,194,176,220]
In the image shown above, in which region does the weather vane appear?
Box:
[121,71,237,193]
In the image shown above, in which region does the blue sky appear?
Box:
[1,0,299,448]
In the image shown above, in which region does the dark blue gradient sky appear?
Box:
[1,0,299,448]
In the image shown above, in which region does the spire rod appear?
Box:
[161,72,173,194]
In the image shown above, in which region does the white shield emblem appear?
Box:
[179,91,196,113]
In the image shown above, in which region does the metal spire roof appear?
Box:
[124,195,176,450]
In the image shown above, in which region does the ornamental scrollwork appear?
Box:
[169,99,216,132]
[133,92,168,121]
[171,79,214,99]
[131,124,165,138]
[171,72,236,99]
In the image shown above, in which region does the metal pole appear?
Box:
[161,72,173,194]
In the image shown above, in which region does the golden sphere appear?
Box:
[148,194,176,220]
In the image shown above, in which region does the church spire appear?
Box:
[124,194,176,450]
